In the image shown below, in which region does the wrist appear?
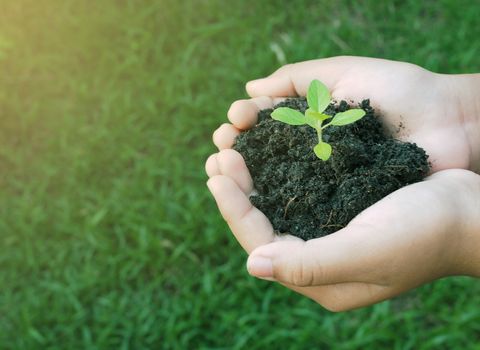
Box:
[442,73,480,173]
[448,170,480,277]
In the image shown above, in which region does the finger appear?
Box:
[246,256,395,311]
[216,149,253,194]
[207,175,275,253]
[246,227,381,287]
[205,153,220,177]
[246,65,298,98]
[246,260,394,311]
[245,57,351,98]
[227,96,284,130]
[212,123,240,150]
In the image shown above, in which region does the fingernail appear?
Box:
[247,256,273,278]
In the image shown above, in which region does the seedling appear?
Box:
[271,80,366,160]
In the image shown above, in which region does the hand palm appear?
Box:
[252,57,470,172]
[253,170,465,311]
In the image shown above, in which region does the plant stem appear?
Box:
[316,127,323,143]
[321,122,331,130]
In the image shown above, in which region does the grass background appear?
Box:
[0,0,480,348]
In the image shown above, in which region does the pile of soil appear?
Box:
[233,98,430,240]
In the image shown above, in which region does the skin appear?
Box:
[206,56,480,311]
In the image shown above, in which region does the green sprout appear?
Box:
[271,79,366,161]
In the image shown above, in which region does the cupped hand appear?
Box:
[207,152,480,311]
[206,57,480,310]
[213,56,479,172]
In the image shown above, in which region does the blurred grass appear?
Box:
[0,0,479,349]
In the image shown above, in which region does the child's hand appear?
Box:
[206,57,480,311]
[208,156,480,311]
[211,56,480,172]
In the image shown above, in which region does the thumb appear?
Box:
[245,58,348,98]
[246,71,298,98]
[246,226,384,287]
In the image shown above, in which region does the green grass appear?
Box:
[0,0,480,348]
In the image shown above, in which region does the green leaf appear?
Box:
[330,109,366,126]
[305,109,320,128]
[306,109,331,121]
[271,107,306,125]
[305,109,332,128]
[304,114,317,129]
[307,80,331,113]
[313,142,332,161]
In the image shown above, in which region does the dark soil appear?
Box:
[233,98,430,240]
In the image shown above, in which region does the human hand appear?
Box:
[206,57,480,310]
[207,157,480,310]
[212,56,480,172]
